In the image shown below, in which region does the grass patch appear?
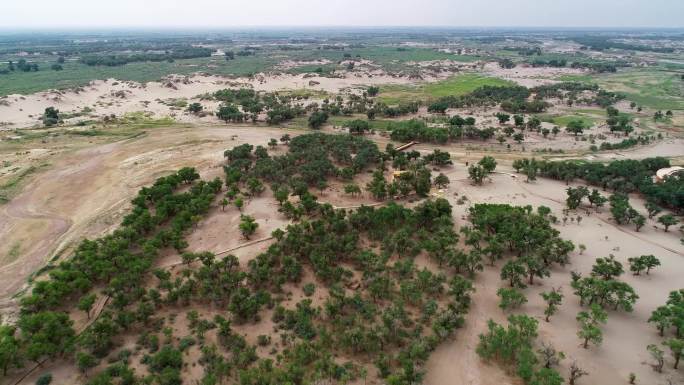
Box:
[590,68,684,110]
[0,46,479,96]
[378,73,514,105]
[557,74,595,83]
[0,163,49,204]
[536,113,598,127]
[115,112,176,129]
[0,55,277,96]
[4,242,22,264]
[328,116,396,131]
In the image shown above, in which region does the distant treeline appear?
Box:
[520,157,682,212]
[573,36,675,53]
[529,59,567,68]
[502,46,543,56]
[0,37,231,56]
[0,59,39,74]
[79,47,214,66]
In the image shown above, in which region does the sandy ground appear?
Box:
[1,124,683,385]
[483,62,586,87]
[424,165,684,385]
[0,71,429,129]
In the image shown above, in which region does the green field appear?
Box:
[0,55,277,95]
[599,69,684,110]
[377,73,514,105]
[536,113,598,128]
[0,46,481,96]
[328,116,396,131]
[561,68,684,111]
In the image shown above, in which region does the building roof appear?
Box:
[656,166,684,181]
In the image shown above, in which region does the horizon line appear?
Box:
[1,25,683,32]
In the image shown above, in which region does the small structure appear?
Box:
[655,166,684,183]
[396,141,418,152]
[391,170,408,182]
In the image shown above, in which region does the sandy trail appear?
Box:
[424,266,515,385]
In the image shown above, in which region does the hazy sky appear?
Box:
[2,0,683,29]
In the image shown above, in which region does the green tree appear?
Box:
[523,159,538,182]
[587,189,607,209]
[479,156,498,174]
[0,325,21,376]
[239,215,258,240]
[434,173,450,189]
[663,338,683,369]
[628,255,660,276]
[513,115,525,127]
[566,120,586,136]
[35,374,52,385]
[645,201,662,219]
[521,255,550,285]
[649,306,672,337]
[366,171,388,200]
[591,255,623,280]
[497,287,528,311]
[565,186,589,210]
[217,104,244,123]
[576,304,607,349]
[76,351,97,377]
[513,132,525,144]
[274,186,290,205]
[345,119,371,135]
[501,259,527,288]
[541,288,563,322]
[647,344,665,372]
[42,107,60,127]
[77,294,97,320]
[633,214,646,232]
[468,165,486,185]
[187,103,203,114]
[234,197,244,212]
[529,368,564,385]
[658,214,678,232]
[246,178,264,196]
[19,311,75,363]
[344,183,362,197]
[308,111,329,129]
[496,112,511,124]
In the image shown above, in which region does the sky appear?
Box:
[1,0,683,29]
